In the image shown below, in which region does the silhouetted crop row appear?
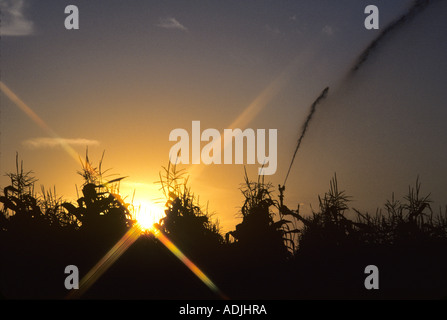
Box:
[1,152,446,299]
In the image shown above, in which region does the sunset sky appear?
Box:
[1,0,447,232]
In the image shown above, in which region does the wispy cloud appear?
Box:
[322,25,334,36]
[23,137,100,149]
[0,0,34,36]
[156,17,188,32]
[264,24,281,36]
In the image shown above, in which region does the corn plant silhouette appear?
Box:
[156,162,224,257]
[227,168,299,262]
[61,150,132,237]
[293,174,357,253]
[293,175,447,253]
[0,153,47,232]
[352,177,447,246]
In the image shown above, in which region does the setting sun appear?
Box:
[134,200,166,232]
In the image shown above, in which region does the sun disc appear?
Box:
[135,201,166,232]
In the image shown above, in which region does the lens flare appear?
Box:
[66,225,142,299]
[0,81,80,162]
[151,225,227,299]
[67,206,227,299]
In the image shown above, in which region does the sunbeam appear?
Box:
[150,225,227,299]
[185,42,322,181]
[66,222,226,299]
[66,225,141,299]
[0,81,80,162]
